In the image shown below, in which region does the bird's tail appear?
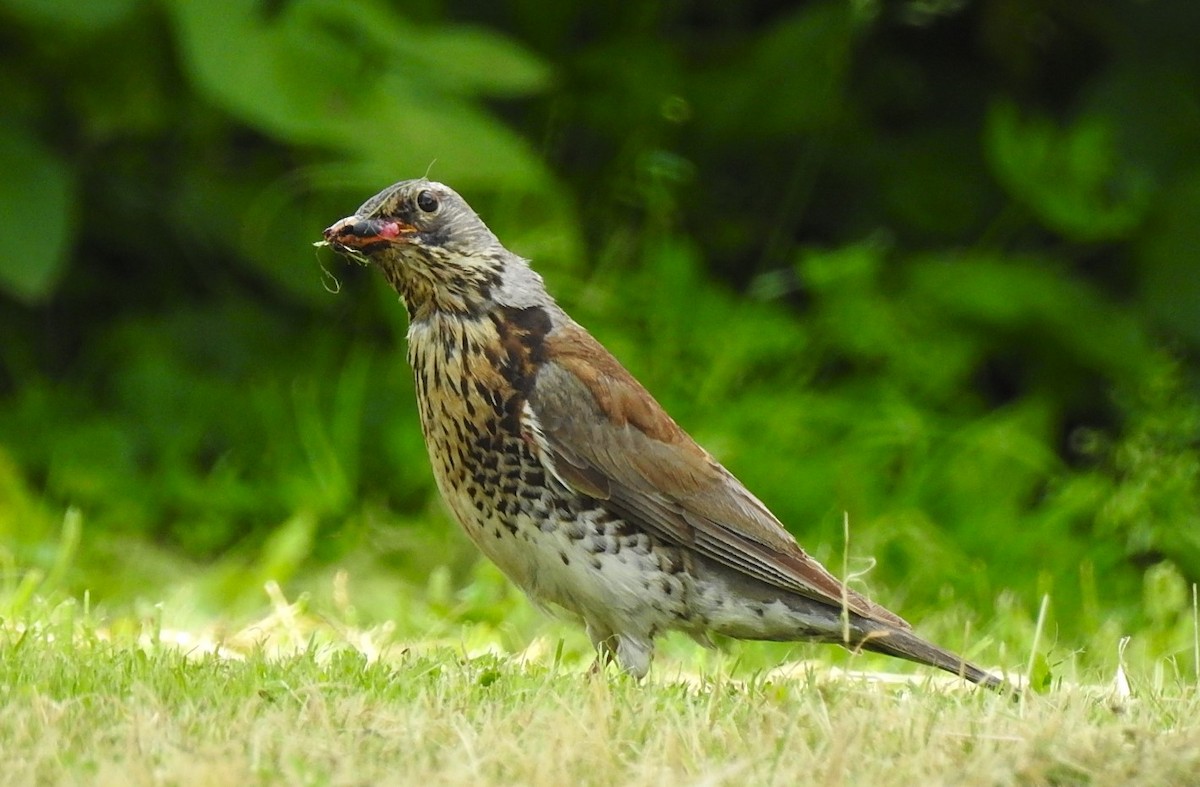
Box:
[852,622,1014,694]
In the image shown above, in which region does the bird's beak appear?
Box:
[322,215,414,255]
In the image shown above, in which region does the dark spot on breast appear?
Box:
[560,552,570,566]
[499,410,520,434]
[490,306,551,398]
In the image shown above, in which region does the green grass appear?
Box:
[3,593,1200,786]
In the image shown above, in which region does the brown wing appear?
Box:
[526,322,910,629]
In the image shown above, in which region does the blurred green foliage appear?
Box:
[1,0,1198,662]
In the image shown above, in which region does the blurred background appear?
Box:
[1,0,1198,678]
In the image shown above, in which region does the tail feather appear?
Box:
[854,623,1014,694]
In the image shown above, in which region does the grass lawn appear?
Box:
[2,592,1199,786]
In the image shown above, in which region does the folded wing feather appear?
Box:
[525,321,910,630]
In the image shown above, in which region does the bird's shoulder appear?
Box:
[539,320,688,445]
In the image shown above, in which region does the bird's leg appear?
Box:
[613,635,653,679]
[586,622,654,678]
[586,623,619,676]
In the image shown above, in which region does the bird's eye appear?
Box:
[416,190,439,213]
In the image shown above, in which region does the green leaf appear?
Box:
[164,0,551,153]
[906,254,1155,383]
[0,0,140,32]
[985,101,1152,241]
[1137,169,1200,346]
[699,1,859,135]
[413,26,553,95]
[0,127,77,301]
[287,0,551,96]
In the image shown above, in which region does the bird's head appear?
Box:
[323,179,527,318]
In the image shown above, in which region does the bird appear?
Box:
[322,178,1008,691]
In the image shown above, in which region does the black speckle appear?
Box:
[590,557,603,571]
[754,606,765,617]
[560,552,570,566]
[499,410,520,433]
[608,519,636,538]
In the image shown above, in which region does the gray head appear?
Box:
[323,179,550,318]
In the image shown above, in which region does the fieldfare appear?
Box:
[323,179,1007,691]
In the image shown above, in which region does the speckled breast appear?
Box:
[402,308,694,629]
